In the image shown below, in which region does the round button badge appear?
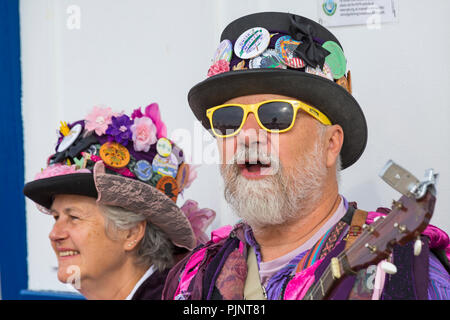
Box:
[213,39,233,63]
[156,137,172,158]
[234,27,270,59]
[134,160,153,182]
[275,36,305,69]
[176,163,190,191]
[171,145,185,165]
[322,41,347,79]
[156,176,179,202]
[249,49,287,69]
[56,123,83,153]
[99,142,130,168]
[152,154,178,178]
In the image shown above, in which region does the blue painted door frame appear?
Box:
[0,0,28,300]
[0,0,84,300]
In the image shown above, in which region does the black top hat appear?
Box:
[188,12,367,169]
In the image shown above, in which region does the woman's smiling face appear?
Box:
[49,194,128,288]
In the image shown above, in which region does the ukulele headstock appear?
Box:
[344,160,438,271]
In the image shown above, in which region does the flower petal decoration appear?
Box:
[184,164,199,189]
[105,114,133,146]
[130,116,157,152]
[207,59,230,78]
[85,106,114,136]
[144,103,167,139]
[35,163,90,180]
[131,107,144,120]
[180,199,216,245]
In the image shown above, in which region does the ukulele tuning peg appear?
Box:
[380,261,397,275]
[373,216,385,223]
[414,236,423,256]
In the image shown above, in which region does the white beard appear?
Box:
[220,139,328,229]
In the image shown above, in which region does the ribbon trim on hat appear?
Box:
[289,15,330,69]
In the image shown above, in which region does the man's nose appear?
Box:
[237,113,261,146]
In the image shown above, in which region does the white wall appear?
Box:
[21,0,450,292]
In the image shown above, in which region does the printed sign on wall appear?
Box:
[318,0,398,28]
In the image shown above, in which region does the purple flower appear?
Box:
[105,114,133,146]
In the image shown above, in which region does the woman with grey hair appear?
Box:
[23,104,215,299]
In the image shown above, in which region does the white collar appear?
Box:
[125,265,156,300]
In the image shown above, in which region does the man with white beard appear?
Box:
[163,12,450,300]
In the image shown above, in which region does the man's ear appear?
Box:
[325,124,344,169]
[124,220,147,251]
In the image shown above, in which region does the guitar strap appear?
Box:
[345,209,368,249]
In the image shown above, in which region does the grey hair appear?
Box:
[100,205,175,271]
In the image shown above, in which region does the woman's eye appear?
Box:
[70,215,79,220]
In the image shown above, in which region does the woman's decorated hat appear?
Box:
[188,12,367,169]
[23,103,214,250]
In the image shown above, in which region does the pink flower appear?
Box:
[207,59,230,77]
[180,200,216,245]
[131,108,144,120]
[130,116,157,152]
[131,103,167,139]
[85,106,114,135]
[144,103,167,139]
[35,163,90,180]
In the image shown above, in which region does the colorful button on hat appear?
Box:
[134,159,153,182]
[156,137,172,157]
[156,176,179,203]
[57,123,83,153]
[213,39,233,63]
[234,27,271,59]
[249,49,286,69]
[275,35,306,69]
[152,153,178,178]
[322,41,347,79]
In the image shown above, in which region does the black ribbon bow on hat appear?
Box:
[289,15,330,69]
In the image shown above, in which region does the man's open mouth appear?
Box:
[238,160,271,173]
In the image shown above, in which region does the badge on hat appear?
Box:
[213,39,233,63]
[234,27,270,59]
[249,49,287,69]
[57,123,83,153]
[133,160,153,182]
[176,163,190,191]
[99,142,130,168]
[275,36,306,69]
[305,63,334,80]
[156,176,179,202]
[152,154,178,178]
[171,145,185,165]
[156,137,172,157]
[322,41,347,79]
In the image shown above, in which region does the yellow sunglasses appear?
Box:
[206,99,331,138]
